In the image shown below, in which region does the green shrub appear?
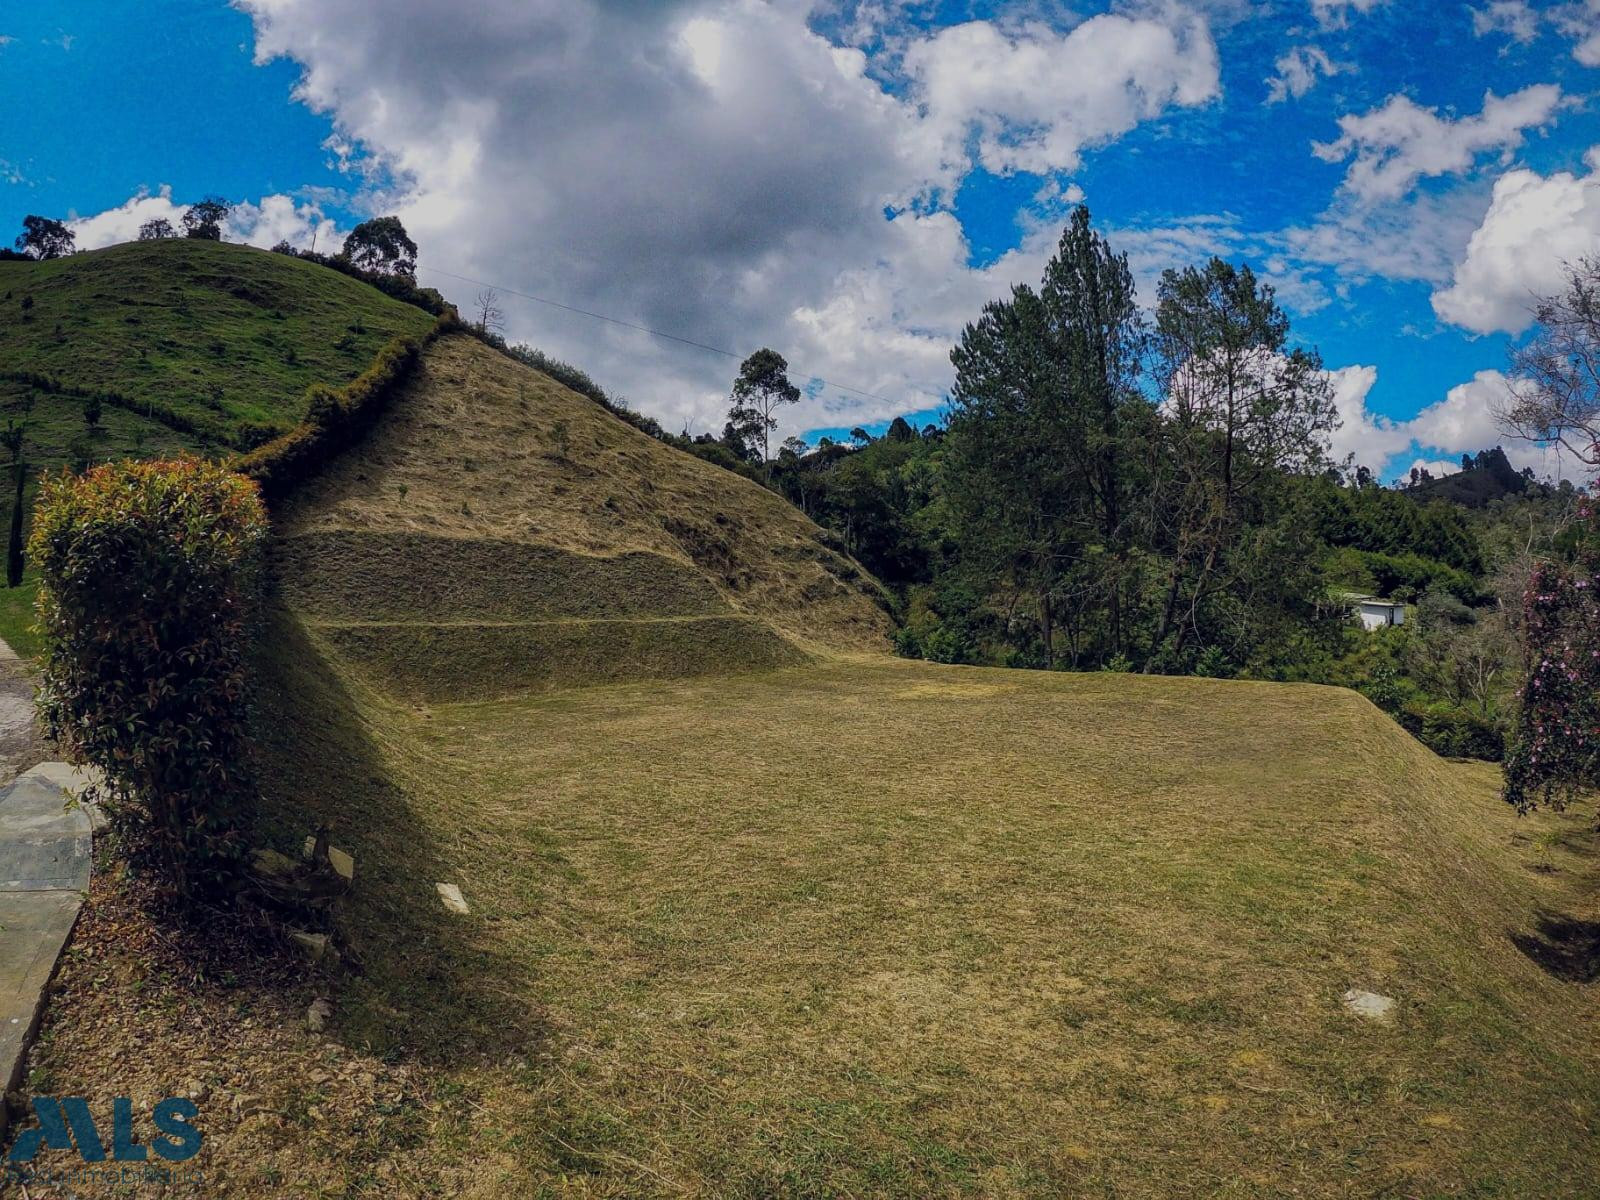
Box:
[235,308,458,500]
[31,457,268,897]
[1397,699,1505,762]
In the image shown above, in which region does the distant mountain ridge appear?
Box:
[1408,447,1531,508]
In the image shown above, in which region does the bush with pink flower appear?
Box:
[1503,490,1600,812]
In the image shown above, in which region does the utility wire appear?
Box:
[417,262,897,405]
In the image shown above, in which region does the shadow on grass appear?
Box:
[1510,911,1600,983]
[251,607,546,1066]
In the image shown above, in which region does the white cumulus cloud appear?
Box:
[1473,0,1600,66]
[1556,0,1600,65]
[1408,368,1519,452]
[1324,363,1567,479]
[67,187,339,253]
[1313,85,1569,204]
[1325,364,1411,467]
[901,14,1220,183]
[1471,1,1541,44]
[1432,156,1600,333]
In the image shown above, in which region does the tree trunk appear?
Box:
[1040,588,1055,669]
[1149,556,1186,668]
[7,459,24,588]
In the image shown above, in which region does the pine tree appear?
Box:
[945,205,1147,667]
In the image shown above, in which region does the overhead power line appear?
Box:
[416,262,896,405]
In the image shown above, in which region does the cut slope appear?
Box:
[272,332,892,698]
[0,240,435,446]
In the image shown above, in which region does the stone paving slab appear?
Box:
[0,762,94,1137]
[0,765,95,891]
[0,890,80,1095]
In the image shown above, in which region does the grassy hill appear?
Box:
[0,240,438,656]
[0,239,435,460]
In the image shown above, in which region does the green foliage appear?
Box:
[342,215,418,279]
[727,348,801,470]
[1397,699,1505,761]
[235,309,460,501]
[1305,475,1482,573]
[1503,494,1600,811]
[31,457,268,898]
[1326,546,1479,603]
[945,205,1149,669]
[181,196,232,241]
[1364,661,1406,713]
[1147,259,1338,671]
[892,588,974,664]
[14,215,74,260]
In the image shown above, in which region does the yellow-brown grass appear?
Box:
[271,333,892,700]
[33,636,1581,1197]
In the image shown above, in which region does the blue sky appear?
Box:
[3,0,1598,478]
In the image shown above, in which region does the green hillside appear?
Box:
[0,239,435,459]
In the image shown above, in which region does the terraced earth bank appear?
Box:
[271,332,892,701]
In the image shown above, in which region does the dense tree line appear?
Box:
[758,207,1343,676]
[709,206,1574,761]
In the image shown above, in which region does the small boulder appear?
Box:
[436,883,470,915]
[303,836,355,884]
[1342,988,1395,1023]
[306,997,333,1033]
[289,930,332,965]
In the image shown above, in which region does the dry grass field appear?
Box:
[30,634,1598,1197]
